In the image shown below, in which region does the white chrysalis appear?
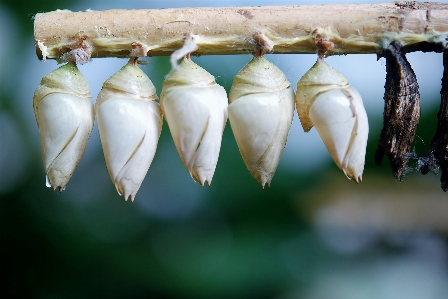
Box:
[96,59,162,202]
[296,58,369,182]
[160,56,228,186]
[33,63,94,191]
[228,56,295,188]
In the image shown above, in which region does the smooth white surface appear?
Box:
[37,93,94,189]
[161,85,228,186]
[97,97,162,201]
[310,88,356,168]
[229,88,295,187]
[309,86,369,182]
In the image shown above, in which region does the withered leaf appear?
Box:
[375,41,420,181]
[421,50,448,191]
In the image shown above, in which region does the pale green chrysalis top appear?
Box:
[33,63,91,106]
[97,61,158,105]
[297,58,349,88]
[163,57,216,87]
[229,56,291,103]
[296,58,351,132]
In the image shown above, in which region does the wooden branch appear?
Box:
[34,2,448,60]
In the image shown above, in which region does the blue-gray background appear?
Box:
[2,0,448,298]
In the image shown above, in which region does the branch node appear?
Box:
[313,28,334,58]
[252,33,274,58]
[60,36,92,65]
[395,1,419,10]
[129,42,150,65]
[130,41,149,58]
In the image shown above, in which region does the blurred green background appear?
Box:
[2,0,448,298]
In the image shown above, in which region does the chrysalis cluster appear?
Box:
[296,58,369,182]
[32,29,448,195]
[228,56,295,188]
[374,41,420,181]
[160,56,228,186]
[96,59,162,202]
[33,63,94,191]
